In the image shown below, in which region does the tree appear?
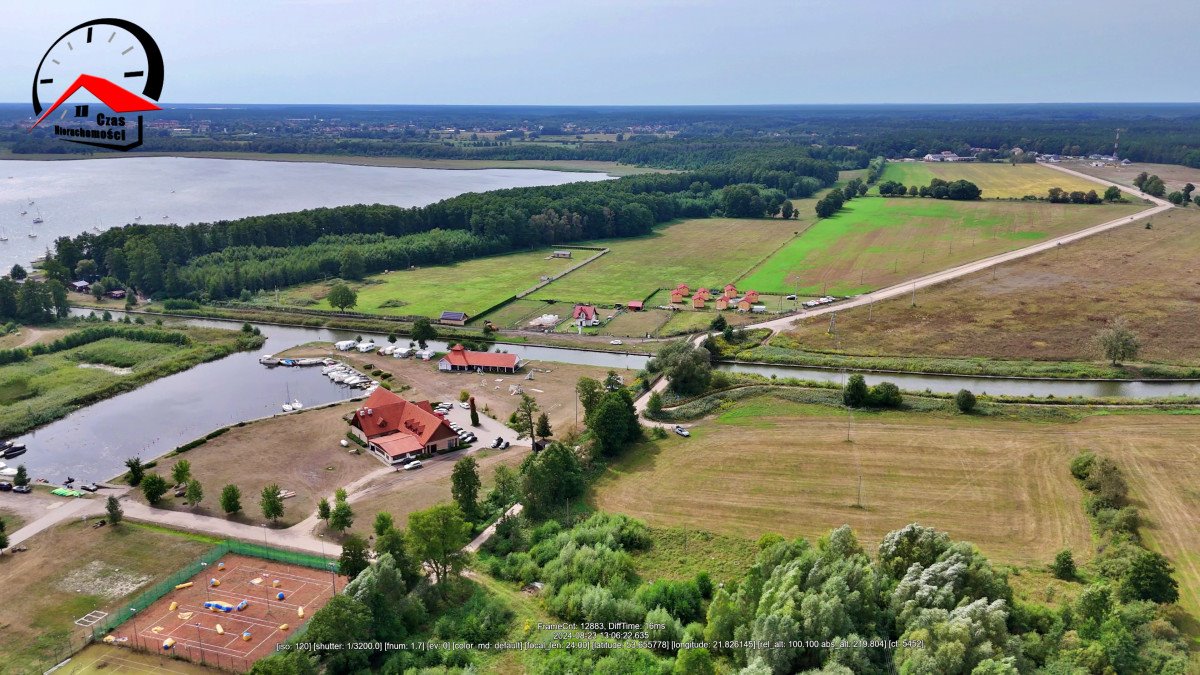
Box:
[373,511,394,537]
[510,394,539,439]
[261,483,285,522]
[75,258,97,279]
[1103,185,1122,202]
[651,341,712,395]
[779,201,794,219]
[870,381,903,408]
[185,479,204,507]
[1051,549,1076,580]
[451,457,482,522]
[521,442,585,516]
[303,594,373,672]
[9,264,26,280]
[374,527,421,588]
[125,456,145,482]
[710,313,727,331]
[490,465,521,508]
[0,519,7,551]
[339,533,371,580]
[220,484,242,515]
[1096,317,1140,365]
[248,651,318,675]
[576,377,604,418]
[646,390,663,416]
[105,495,124,524]
[411,317,436,348]
[326,283,357,311]
[590,392,639,456]
[470,404,480,427]
[171,459,191,486]
[387,332,397,344]
[1133,172,1149,189]
[955,389,977,414]
[1167,191,1185,205]
[843,373,869,407]
[407,503,471,587]
[1121,549,1179,603]
[337,249,366,280]
[329,498,355,532]
[141,473,169,505]
[675,647,716,675]
[317,497,331,522]
[536,412,552,441]
[12,464,28,487]
[1183,182,1196,203]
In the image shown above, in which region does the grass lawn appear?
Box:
[632,526,758,588]
[593,395,1097,567]
[0,520,211,674]
[528,216,804,306]
[481,299,553,329]
[0,324,260,438]
[0,325,73,350]
[737,197,1144,295]
[876,161,1109,198]
[65,643,223,674]
[266,249,579,318]
[603,309,672,338]
[780,207,1200,366]
[0,508,27,533]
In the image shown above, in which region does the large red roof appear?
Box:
[441,344,519,369]
[351,388,456,444]
[572,305,597,321]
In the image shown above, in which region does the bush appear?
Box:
[1051,550,1076,580]
[635,579,704,624]
[1070,452,1096,480]
[163,299,200,310]
[869,381,903,408]
[955,389,977,413]
[843,374,869,407]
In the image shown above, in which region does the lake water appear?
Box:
[0,157,611,270]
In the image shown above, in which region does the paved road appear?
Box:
[633,166,1171,418]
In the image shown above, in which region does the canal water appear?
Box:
[10,310,1200,483]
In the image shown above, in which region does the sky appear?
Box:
[1,0,1196,106]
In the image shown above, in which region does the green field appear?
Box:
[875,161,1109,198]
[528,217,803,306]
[269,249,580,318]
[737,197,1143,295]
[0,325,260,437]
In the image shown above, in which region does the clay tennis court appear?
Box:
[108,554,342,671]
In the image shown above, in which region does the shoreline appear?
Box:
[0,150,648,176]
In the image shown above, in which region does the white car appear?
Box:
[610,339,623,345]
[403,460,423,470]
[674,425,690,437]
[459,401,470,409]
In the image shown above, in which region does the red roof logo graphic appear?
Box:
[30,73,160,130]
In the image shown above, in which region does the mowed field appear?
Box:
[594,397,1094,567]
[529,216,804,306]
[737,197,1143,295]
[781,207,1200,364]
[1067,160,1200,194]
[0,521,211,674]
[875,161,1109,198]
[270,249,579,318]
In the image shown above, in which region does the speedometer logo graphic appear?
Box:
[29,18,164,151]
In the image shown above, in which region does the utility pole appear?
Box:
[828,312,836,335]
[911,283,917,307]
[856,475,863,509]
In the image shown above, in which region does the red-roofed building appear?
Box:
[627,300,644,311]
[696,288,711,300]
[743,290,760,303]
[349,388,461,465]
[692,292,706,309]
[724,283,738,296]
[438,344,521,373]
[572,304,600,327]
[669,289,685,304]
[675,283,690,294]
[715,294,733,310]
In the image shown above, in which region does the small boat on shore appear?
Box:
[2,446,26,459]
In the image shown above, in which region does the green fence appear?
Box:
[226,540,340,574]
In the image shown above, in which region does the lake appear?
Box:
[0,156,611,270]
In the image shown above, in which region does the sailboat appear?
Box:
[0,230,8,242]
[281,384,294,412]
[32,207,43,224]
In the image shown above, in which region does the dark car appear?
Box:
[0,481,12,492]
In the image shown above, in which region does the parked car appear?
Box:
[785,294,797,300]
[491,437,504,448]
[0,481,11,492]
[674,425,691,437]
[500,440,511,449]
[459,401,470,409]
[610,339,623,345]
[81,483,100,492]
[403,460,423,470]
[13,484,31,494]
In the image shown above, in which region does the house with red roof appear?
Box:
[572,304,600,327]
[349,388,461,465]
[669,288,685,304]
[692,292,706,309]
[715,294,733,311]
[627,300,644,311]
[724,283,738,296]
[438,344,521,373]
[696,287,712,300]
